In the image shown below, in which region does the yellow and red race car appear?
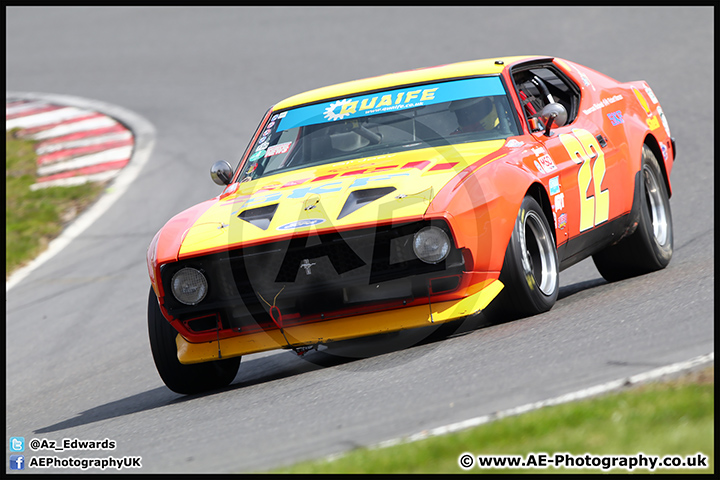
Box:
[147,55,675,394]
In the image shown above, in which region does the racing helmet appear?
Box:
[450,97,496,130]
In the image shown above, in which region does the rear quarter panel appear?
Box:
[557,59,674,192]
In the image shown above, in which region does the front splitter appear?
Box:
[176,279,503,364]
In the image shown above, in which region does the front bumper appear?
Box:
[176,278,503,364]
[160,219,473,341]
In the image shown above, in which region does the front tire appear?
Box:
[494,196,559,317]
[592,145,673,282]
[148,287,240,394]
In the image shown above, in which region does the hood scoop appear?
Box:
[237,204,279,230]
[337,187,396,220]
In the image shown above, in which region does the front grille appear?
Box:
[161,220,464,331]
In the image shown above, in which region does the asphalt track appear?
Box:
[6,7,714,473]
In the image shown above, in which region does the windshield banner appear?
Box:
[277,76,505,131]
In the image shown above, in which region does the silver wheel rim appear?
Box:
[643,165,669,246]
[520,210,558,296]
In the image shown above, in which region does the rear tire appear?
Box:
[148,287,240,394]
[592,145,673,282]
[494,196,559,318]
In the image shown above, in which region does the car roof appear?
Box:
[273,55,547,111]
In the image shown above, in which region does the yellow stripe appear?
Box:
[176,279,504,364]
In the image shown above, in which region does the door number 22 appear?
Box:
[559,129,609,232]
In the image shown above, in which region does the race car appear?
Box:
[147,55,675,394]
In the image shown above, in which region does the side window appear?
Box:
[513,65,580,132]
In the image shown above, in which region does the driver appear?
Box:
[450,97,499,134]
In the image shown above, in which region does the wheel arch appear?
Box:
[642,133,672,198]
[526,181,557,245]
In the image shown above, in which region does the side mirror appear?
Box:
[211,161,233,186]
[538,103,568,137]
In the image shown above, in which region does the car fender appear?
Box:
[621,81,674,196]
[148,198,217,299]
[426,154,540,274]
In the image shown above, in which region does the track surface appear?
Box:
[6,7,713,473]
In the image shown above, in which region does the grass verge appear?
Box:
[274,367,713,474]
[6,130,106,278]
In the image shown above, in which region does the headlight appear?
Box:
[413,226,450,264]
[171,267,208,305]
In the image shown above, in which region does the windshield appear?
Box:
[237,76,519,182]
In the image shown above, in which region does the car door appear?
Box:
[511,62,628,267]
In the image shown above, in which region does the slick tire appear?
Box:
[495,196,559,318]
[592,145,673,282]
[148,287,240,395]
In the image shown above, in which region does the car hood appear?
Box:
[177,140,506,258]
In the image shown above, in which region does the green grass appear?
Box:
[274,367,713,474]
[6,131,106,277]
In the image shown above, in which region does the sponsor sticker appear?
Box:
[582,94,623,115]
[656,106,671,137]
[549,176,561,195]
[607,110,624,126]
[558,213,568,230]
[535,153,557,173]
[277,218,326,230]
[248,150,265,162]
[645,86,659,104]
[580,72,595,91]
[277,76,506,130]
[266,142,292,157]
[246,162,259,175]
